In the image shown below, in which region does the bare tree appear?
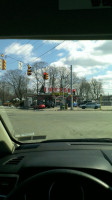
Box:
[90,78,103,100]
[3,69,28,100]
[0,79,13,103]
[47,66,58,92]
[47,66,79,93]
[31,64,80,95]
[31,62,47,94]
[56,67,70,88]
[79,78,91,101]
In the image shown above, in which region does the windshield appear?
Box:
[0,39,112,143]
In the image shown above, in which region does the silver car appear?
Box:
[80,102,100,109]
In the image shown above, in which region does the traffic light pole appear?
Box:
[71,65,73,110]
[62,76,64,103]
[44,79,45,94]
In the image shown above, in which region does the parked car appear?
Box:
[73,102,77,107]
[78,101,92,106]
[33,104,46,109]
[45,101,54,108]
[68,102,77,107]
[79,102,100,109]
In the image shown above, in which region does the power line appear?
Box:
[7,40,46,64]
[33,40,65,61]
[1,40,91,67]
[5,39,43,65]
[2,40,65,68]
[26,40,65,66]
[18,40,43,61]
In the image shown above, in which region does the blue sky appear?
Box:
[0,39,112,94]
[0,40,67,70]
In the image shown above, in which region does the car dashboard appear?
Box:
[0,142,112,199]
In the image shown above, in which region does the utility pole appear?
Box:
[26,79,28,107]
[62,75,64,103]
[71,65,73,110]
[44,79,45,94]
[100,94,102,110]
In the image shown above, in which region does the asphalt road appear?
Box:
[1,108,112,142]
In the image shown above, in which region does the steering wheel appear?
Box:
[5,169,112,200]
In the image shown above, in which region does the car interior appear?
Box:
[0,0,112,200]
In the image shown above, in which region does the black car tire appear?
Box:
[82,106,85,109]
[94,106,98,109]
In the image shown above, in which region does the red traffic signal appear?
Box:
[73,89,75,95]
[43,72,46,79]
[43,72,48,80]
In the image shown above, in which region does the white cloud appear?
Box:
[27,56,41,63]
[51,40,112,76]
[74,65,97,77]
[93,71,112,95]
[48,40,112,94]
[5,42,41,64]
[94,41,112,55]
[5,42,33,56]
[4,40,112,94]
[50,58,68,68]
[43,40,63,44]
[58,53,64,57]
[94,71,112,81]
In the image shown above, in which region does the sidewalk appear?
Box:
[1,106,112,111]
[45,106,112,111]
[73,106,112,111]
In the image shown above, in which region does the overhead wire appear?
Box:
[1,40,78,82]
[31,40,65,63]
[6,40,34,64]
[4,41,50,65]
[1,40,80,91]
[5,39,44,65]
[1,40,86,67]
[2,40,65,70]
[18,40,44,62]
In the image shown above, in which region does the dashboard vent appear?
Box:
[4,156,24,165]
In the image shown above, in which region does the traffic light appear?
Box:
[73,89,75,95]
[27,65,32,76]
[43,72,46,80]
[43,72,48,80]
[2,59,6,70]
[45,73,48,80]
[0,59,1,69]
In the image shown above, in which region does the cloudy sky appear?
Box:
[0,39,112,94]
